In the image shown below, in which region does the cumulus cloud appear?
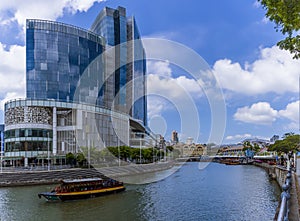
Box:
[225,133,252,141]
[147,60,172,78]
[279,100,299,130]
[147,61,202,101]
[234,102,278,125]
[213,46,300,95]
[147,96,169,118]
[146,60,203,121]
[234,100,299,129]
[0,43,25,110]
[0,0,105,27]
[225,133,270,143]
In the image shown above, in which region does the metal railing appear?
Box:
[277,169,292,221]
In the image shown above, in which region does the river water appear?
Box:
[0,162,281,221]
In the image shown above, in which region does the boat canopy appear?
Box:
[62,177,103,184]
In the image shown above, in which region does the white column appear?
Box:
[53,107,57,155]
[24,157,28,167]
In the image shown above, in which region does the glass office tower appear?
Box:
[91,6,147,126]
[4,6,151,167]
[127,17,147,126]
[26,20,105,106]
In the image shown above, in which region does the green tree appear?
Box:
[268,134,300,153]
[119,146,131,161]
[166,146,174,152]
[258,0,300,59]
[66,152,75,165]
[142,148,153,163]
[76,152,87,167]
[253,143,261,152]
[242,141,253,151]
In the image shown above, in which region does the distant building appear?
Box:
[173,142,206,157]
[270,135,279,143]
[158,135,165,149]
[218,145,244,156]
[186,137,194,145]
[242,138,270,148]
[171,130,178,144]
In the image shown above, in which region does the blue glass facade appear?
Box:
[91,6,147,126]
[26,20,105,105]
[26,6,147,126]
[3,6,151,166]
[132,19,147,125]
[91,7,128,108]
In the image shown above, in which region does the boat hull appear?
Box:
[38,186,125,202]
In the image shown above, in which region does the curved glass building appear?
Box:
[4,6,153,167]
[26,19,105,105]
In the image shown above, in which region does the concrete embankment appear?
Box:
[0,161,176,187]
[0,168,105,187]
[254,162,300,220]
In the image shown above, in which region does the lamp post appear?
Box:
[88,133,90,169]
[47,132,50,171]
[139,137,142,164]
[0,147,3,173]
[1,131,3,173]
[118,138,120,167]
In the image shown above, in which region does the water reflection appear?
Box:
[0,162,280,221]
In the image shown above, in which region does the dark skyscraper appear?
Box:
[91,6,147,126]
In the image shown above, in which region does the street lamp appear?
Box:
[0,144,3,173]
[139,137,142,164]
[0,152,2,173]
[118,138,120,167]
[47,132,50,171]
[88,137,90,169]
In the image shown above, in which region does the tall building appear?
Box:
[4,6,153,167]
[186,137,194,145]
[171,130,178,144]
[90,6,147,125]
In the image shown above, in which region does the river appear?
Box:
[0,162,281,221]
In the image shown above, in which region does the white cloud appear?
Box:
[147,61,202,102]
[0,0,105,27]
[213,46,300,95]
[225,133,270,143]
[225,133,252,141]
[279,100,299,122]
[147,96,168,118]
[146,61,203,121]
[0,43,25,110]
[147,60,172,78]
[0,92,24,111]
[234,102,278,125]
[279,100,299,130]
[233,100,300,129]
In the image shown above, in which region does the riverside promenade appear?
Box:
[254,160,300,220]
[0,161,176,187]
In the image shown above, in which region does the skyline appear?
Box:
[0,0,299,144]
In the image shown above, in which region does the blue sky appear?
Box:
[0,0,299,144]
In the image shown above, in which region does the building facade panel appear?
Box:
[26,20,105,105]
[4,99,130,162]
